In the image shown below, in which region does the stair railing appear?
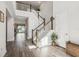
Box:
[16,2,54,46]
[16,1,45,21]
[32,16,54,46]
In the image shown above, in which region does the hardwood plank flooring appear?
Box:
[5,40,71,57]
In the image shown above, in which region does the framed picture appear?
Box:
[0,10,4,22]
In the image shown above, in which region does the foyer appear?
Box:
[0,1,79,57]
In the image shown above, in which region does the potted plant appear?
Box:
[51,32,58,46]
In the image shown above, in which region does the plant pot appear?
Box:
[52,42,56,46]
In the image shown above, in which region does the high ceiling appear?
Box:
[16,1,42,9]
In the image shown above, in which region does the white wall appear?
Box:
[0,1,15,56]
[53,1,79,48]
[15,19,25,24]
[5,1,15,42]
[28,13,38,39]
[0,2,6,57]
[5,1,15,18]
[67,2,79,45]
[40,1,53,22]
[16,10,39,39]
[7,17,14,41]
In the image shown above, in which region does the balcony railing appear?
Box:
[16,2,30,11]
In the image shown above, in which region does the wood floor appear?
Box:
[5,39,71,57]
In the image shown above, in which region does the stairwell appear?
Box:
[16,2,54,48]
[32,16,54,47]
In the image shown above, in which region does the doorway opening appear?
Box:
[15,24,26,42]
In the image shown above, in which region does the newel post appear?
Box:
[36,30,39,47]
[30,4,32,12]
[36,30,38,43]
[43,18,45,30]
[32,29,34,43]
[38,12,39,19]
[37,9,40,19]
[51,16,54,30]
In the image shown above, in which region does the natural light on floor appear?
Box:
[28,45,36,49]
[40,36,49,47]
[16,33,25,41]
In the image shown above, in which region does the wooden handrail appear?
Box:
[33,16,54,32]
[38,19,51,31]
[33,21,44,31]
[39,15,45,20]
[38,16,54,31]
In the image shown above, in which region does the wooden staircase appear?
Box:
[16,2,54,47]
[32,16,54,47]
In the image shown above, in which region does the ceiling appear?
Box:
[15,16,27,24]
[15,16,27,21]
[16,1,42,9]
